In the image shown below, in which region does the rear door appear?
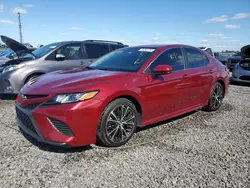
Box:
[84,43,110,66]
[182,47,213,106]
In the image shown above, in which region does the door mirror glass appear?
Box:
[56,54,66,61]
[153,65,172,75]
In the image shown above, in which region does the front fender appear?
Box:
[97,89,144,114]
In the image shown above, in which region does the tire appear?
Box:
[25,74,42,84]
[203,82,224,112]
[97,98,139,147]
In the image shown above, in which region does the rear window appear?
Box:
[85,44,110,59]
[110,45,125,51]
[185,48,210,69]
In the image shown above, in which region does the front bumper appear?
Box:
[231,66,250,83]
[15,98,103,147]
[0,71,20,94]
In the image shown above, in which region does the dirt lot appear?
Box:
[0,83,249,188]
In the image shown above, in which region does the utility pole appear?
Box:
[18,12,23,43]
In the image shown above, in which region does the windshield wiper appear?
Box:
[86,66,95,69]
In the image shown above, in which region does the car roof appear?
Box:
[131,44,199,49]
[59,40,126,46]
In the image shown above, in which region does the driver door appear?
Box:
[140,48,192,122]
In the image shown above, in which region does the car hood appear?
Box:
[24,68,129,94]
[241,45,250,59]
[0,35,28,54]
[228,56,241,60]
[216,55,228,61]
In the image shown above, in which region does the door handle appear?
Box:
[183,74,190,79]
[209,69,214,74]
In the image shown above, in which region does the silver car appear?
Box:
[231,45,250,83]
[0,39,127,94]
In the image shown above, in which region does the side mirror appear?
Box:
[56,54,66,61]
[153,65,172,75]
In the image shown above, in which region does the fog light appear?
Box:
[1,80,14,93]
[4,85,14,93]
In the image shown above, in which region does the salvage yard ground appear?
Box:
[0,83,249,188]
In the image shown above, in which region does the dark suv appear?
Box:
[0,40,128,95]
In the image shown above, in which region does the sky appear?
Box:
[0,0,250,51]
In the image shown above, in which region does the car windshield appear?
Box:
[88,47,157,72]
[25,42,62,58]
[0,49,14,57]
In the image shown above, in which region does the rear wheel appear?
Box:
[97,98,138,147]
[203,82,224,111]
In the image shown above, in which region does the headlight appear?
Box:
[46,91,99,105]
[2,64,26,73]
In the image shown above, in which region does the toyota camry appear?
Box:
[15,44,230,147]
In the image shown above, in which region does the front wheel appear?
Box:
[25,74,42,84]
[97,98,139,147]
[203,82,224,111]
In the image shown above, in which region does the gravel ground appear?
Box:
[0,83,250,188]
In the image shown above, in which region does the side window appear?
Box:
[85,44,110,59]
[185,48,209,69]
[150,48,185,71]
[55,44,83,60]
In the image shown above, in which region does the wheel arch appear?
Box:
[100,91,143,118]
[215,79,226,96]
[24,71,46,84]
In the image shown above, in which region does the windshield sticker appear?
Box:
[138,48,155,52]
[49,46,57,48]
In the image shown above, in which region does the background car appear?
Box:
[226,51,242,71]
[199,47,228,65]
[0,36,37,73]
[199,47,215,57]
[0,39,128,95]
[16,44,229,148]
[231,45,250,83]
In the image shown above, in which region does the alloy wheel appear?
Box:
[211,84,224,109]
[106,105,136,143]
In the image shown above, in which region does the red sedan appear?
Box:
[16,44,230,147]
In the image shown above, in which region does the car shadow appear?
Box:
[19,111,198,153]
[230,78,250,87]
[19,128,93,153]
[0,94,18,100]
[136,111,196,133]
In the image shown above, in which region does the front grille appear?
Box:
[22,94,48,99]
[48,117,74,136]
[229,59,240,65]
[239,76,250,81]
[25,103,40,110]
[16,107,38,135]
